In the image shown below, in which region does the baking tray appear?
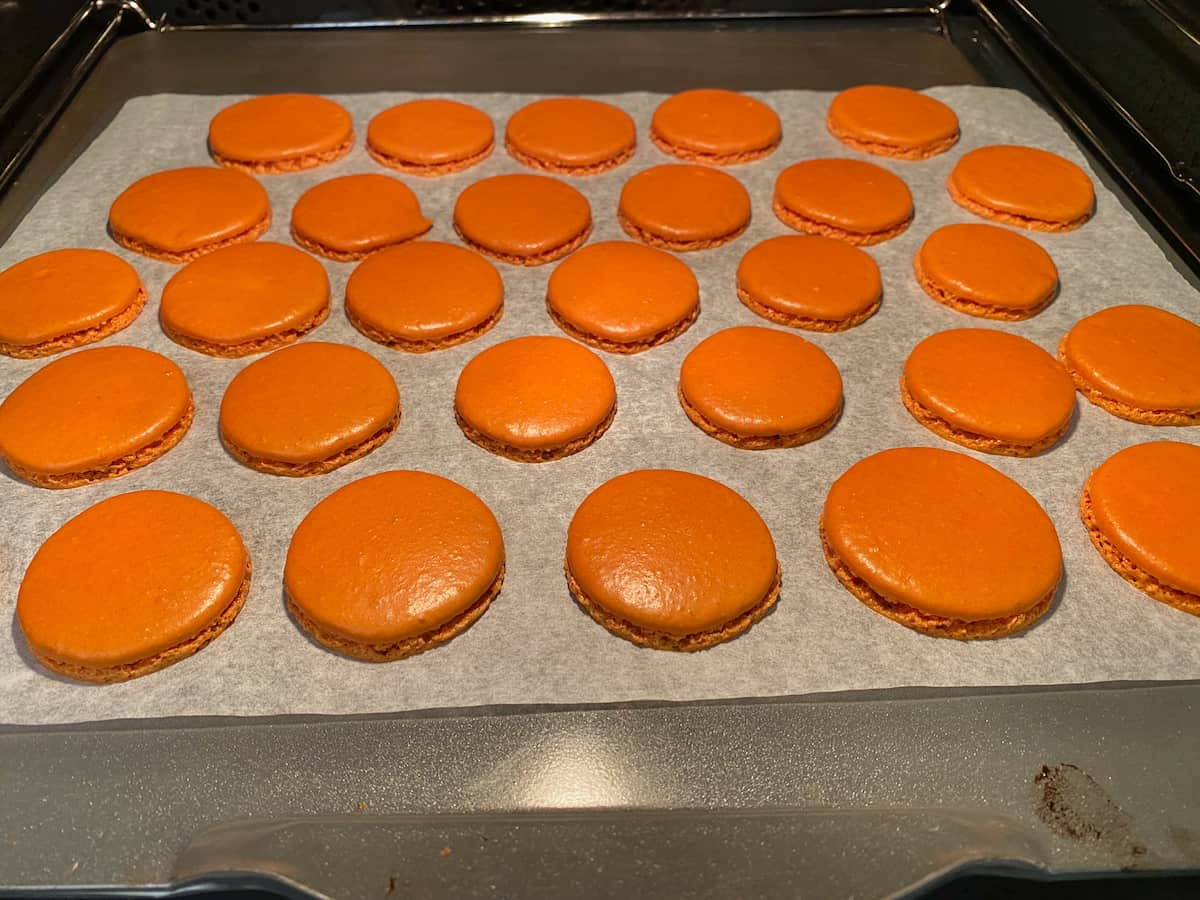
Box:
[1,12,1199,900]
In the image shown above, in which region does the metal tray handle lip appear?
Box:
[1,0,159,123]
[169,808,1050,900]
[978,0,1200,197]
[0,1,160,199]
[155,5,948,32]
[2,679,1196,737]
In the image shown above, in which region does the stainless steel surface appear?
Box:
[4,686,1200,895]
[149,1,948,31]
[997,0,1197,195]
[0,1,145,198]
[174,809,1046,899]
[159,9,937,31]
[965,0,1200,273]
[1,19,1198,900]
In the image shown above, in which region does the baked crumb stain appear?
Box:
[1034,763,1149,869]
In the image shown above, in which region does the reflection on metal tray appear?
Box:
[0,6,1198,900]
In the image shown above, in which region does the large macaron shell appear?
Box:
[506,97,636,171]
[367,99,494,171]
[17,490,248,670]
[160,241,330,351]
[454,174,592,262]
[948,145,1095,227]
[0,249,144,350]
[291,174,432,257]
[823,447,1062,621]
[455,335,615,452]
[903,328,1076,446]
[736,235,881,328]
[826,85,959,157]
[546,241,698,347]
[619,164,751,246]
[680,325,843,438]
[346,241,503,346]
[219,341,399,466]
[208,94,353,166]
[0,346,191,477]
[650,89,781,162]
[773,158,913,239]
[567,469,779,636]
[1059,305,1200,414]
[109,166,270,256]
[1084,441,1200,596]
[915,223,1058,316]
[285,470,504,644]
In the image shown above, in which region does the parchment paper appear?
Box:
[1,87,1198,725]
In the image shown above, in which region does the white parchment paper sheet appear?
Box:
[1,87,1198,725]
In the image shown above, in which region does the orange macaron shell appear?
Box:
[0,346,192,488]
[1083,441,1200,607]
[822,447,1062,636]
[735,235,882,331]
[618,164,751,251]
[346,241,504,351]
[773,158,913,244]
[1058,305,1200,424]
[0,248,145,357]
[160,241,331,357]
[679,326,843,448]
[901,328,1076,456]
[650,89,781,164]
[545,241,699,352]
[453,173,592,266]
[566,469,780,649]
[826,85,959,159]
[208,94,353,173]
[367,99,495,175]
[220,341,400,474]
[108,166,271,262]
[291,173,432,261]
[506,97,636,174]
[455,335,616,461]
[17,490,250,681]
[914,223,1059,320]
[285,470,505,658]
[948,145,1095,231]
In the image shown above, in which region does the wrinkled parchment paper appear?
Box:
[1,87,1198,725]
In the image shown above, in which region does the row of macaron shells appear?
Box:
[15,437,1199,684]
[3,236,1198,475]
[105,145,1092,271]
[3,296,1197,493]
[210,87,957,177]
[1,216,1061,369]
